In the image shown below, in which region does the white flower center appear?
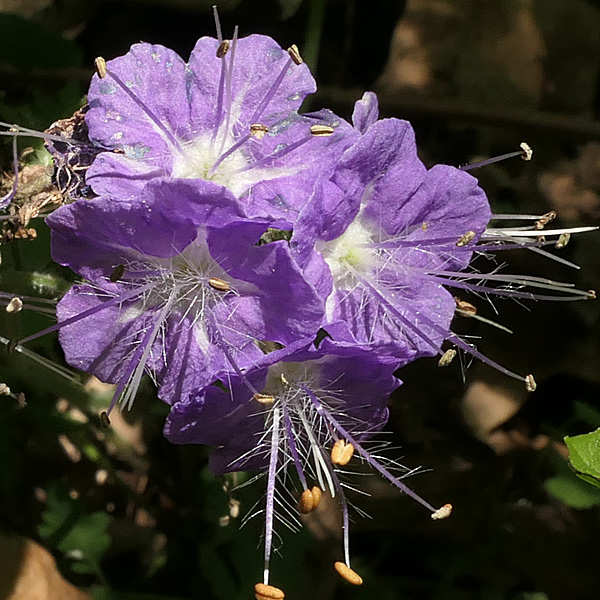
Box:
[319,217,377,289]
[172,133,248,193]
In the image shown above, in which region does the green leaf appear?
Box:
[545,470,600,509]
[565,428,600,483]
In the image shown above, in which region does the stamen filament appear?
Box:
[282,403,308,489]
[109,295,175,412]
[301,384,437,512]
[0,134,19,209]
[249,57,293,125]
[263,406,281,586]
[234,134,313,174]
[104,69,184,154]
[18,281,157,345]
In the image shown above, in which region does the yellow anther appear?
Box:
[331,439,354,466]
[299,486,322,514]
[253,393,275,405]
[254,583,285,600]
[208,277,230,292]
[421,222,429,231]
[311,486,322,509]
[287,44,303,65]
[438,349,457,367]
[5,297,23,314]
[310,124,335,137]
[525,374,537,392]
[555,232,570,249]
[299,488,314,514]
[431,503,453,520]
[94,57,107,79]
[250,123,269,139]
[456,231,476,247]
[334,562,363,586]
[216,39,230,58]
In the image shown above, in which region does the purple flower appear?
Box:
[35,178,328,410]
[77,34,354,224]
[165,338,444,589]
[292,95,490,368]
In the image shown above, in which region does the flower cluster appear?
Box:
[1,16,596,598]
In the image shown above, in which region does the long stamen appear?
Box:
[263,406,281,586]
[116,296,175,412]
[206,311,261,397]
[212,4,223,42]
[282,403,308,489]
[249,57,293,125]
[18,281,157,345]
[460,142,532,171]
[0,122,83,146]
[0,133,19,210]
[216,26,239,157]
[0,335,80,383]
[208,132,251,177]
[329,468,351,567]
[301,384,438,512]
[233,133,314,174]
[101,66,184,154]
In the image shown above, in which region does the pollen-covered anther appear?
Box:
[520,142,533,161]
[250,123,269,139]
[431,503,453,520]
[254,583,285,600]
[310,124,335,137]
[253,393,275,405]
[587,290,597,300]
[287,44,303,65]
[438,349,457,367]
[555,232,570,249]
[534,211,557,230]
[454,297,477,316]
[421,222,429,231]
[109,264,125,283]
[216,39,230,58]
[525,374,537,393]
[331,439,354,466]
[5,297,23,313]
[334,562,363,586]
[456,231,476,247]
[0,383,11,395]
[94,57,107,79]
[208,277,230,292]
[299,488,315,514]
[299,486,322,514]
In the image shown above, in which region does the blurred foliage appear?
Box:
[1,1,600,599]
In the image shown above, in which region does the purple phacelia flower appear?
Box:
[21,178,328,411]
[293,93,595,390]
[78,32,354,225]
[165,338,445,589]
